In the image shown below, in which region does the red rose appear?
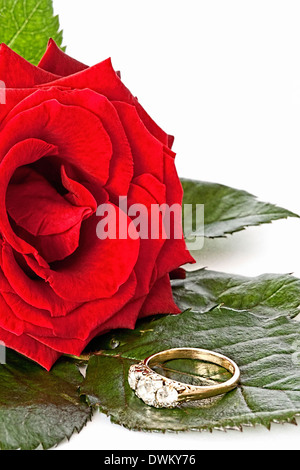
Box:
[0,39,194,370]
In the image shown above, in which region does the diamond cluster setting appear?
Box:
[128,363,184,408]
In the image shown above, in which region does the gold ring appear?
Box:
[128,347,240,408]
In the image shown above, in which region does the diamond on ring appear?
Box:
[128,363,182,408]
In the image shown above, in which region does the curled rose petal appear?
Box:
[1,88,134,198]
[6,167,94,237]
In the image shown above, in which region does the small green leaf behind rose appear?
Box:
[0,0,64,65]
[181,179,299,239]
[80,269,300,433]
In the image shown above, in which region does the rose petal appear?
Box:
[0,271,135,346]
[28,292,145,358]
[93,296,146,335]
[1,290,55,330]
[25,206,140,303]
[26,271,137,350]
[0,100,113,187]
[1,88,134,198]
[38,39,88,76]
[37,55,173,147]
[0,139,59,256]
[0,89,35,123]
[13,221,82,264]
[127,181,165,298]
[0,325,61,370]
[7,167,94,237]
[0,292,24,335]
[113,101,164,181]
[132,174,166,205]
[1,242,80,317]
[61,165,98,211]
[154,151,195,278]
[139,274,181,318]
[0,44,60,88]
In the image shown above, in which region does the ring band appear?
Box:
[128,348,240,408]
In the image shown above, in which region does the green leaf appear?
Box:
[80,269,300,433]
[172,269,300,318]
[0,0,64,64]
[0,351,92,450]
[181,179,299,238]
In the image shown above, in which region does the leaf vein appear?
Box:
[8,0,44,48]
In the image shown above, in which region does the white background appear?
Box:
[52,0,300,450]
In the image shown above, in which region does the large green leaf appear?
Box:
[181,179,299,238]
[0,0,64,64]
[172,269,300,318]
[80,269,300,432]
[0,351,92,450]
